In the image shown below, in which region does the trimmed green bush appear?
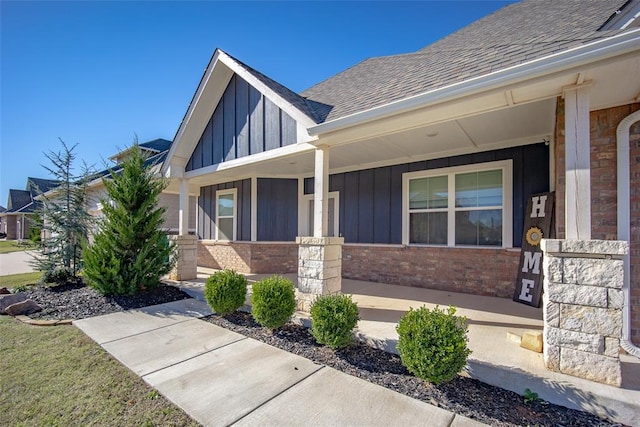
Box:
[310,294,359,349]
[204,270,248,316]
[251,276,296,329]
[396,305,471,384]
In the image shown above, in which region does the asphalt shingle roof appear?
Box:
[27,177,60,195]
[300,0,631,122]
[7,189,32,212]
[139,138,172,152]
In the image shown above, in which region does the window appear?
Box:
[216,189,237,240]
[301,192,339,237]
[403,160,512,247]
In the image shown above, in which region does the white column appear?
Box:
[563,84,591,240]
[179,178,189,236]
[251,176,257,241]
[313,146,330,237]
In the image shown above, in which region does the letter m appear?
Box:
[522,251,542,274]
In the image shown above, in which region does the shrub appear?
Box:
[204,270,247,316]
[310,294,359,349]
[396,305,471,384]
[251,276,296,329]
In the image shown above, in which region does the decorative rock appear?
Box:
[559,347,621,387]
[0,287,11,294]
[5,299,42,316]
[520,331,543,353]
[506,331,522,344]
[0,292,27,314]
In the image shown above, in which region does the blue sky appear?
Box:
[1,0,514,206]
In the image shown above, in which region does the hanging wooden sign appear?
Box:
[513,192,555,308]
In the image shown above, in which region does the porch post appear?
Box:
[313,145,329,237]
[563,84,591,240]
[296,145,343,311]
[179,177,189,236]
[169,164,197,281]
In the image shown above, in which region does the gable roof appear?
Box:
[27,177,60,195]
[7,189,32,212]
[301,0,632,123]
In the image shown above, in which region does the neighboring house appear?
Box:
[162,0,640,359]
[84,138,197,234]
[0,178,60,240]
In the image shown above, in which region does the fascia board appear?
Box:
[308,29,640,136]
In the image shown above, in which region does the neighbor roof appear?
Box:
[7,189,32,212]
[27,177,60,195]
[301,0,632,122]
[139,138,172,153]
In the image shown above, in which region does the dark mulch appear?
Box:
[204,311,623,427]
[23,282,190,320]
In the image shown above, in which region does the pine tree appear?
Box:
[32,139,93,284]
[83,144,176,295]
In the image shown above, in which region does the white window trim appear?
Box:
[300,191,340,237]
[215,188,237,241]
[402,160,513,248]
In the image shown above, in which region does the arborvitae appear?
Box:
[83,144,176,295]
[32,139,93,284]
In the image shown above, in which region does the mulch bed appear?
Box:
[204,311,623,427]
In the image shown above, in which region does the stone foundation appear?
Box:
[296,236,344,311]
[541,239,628,386]
[169,235,197,281]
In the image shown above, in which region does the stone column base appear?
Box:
[296,236,344,311]
[541,239,628,387]
[169,235,197,281]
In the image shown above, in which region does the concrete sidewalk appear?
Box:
[75,298,486,427]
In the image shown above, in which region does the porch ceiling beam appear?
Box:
[563,82,591,240]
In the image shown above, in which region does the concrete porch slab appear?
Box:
[73,299,212,344]
[234,366,458,427]
[143,337,321,427]
[102,319,245,376]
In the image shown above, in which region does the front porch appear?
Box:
[173,266,640,426]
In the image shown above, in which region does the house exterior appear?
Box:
[162,0,640,382]
[0,178,60,240]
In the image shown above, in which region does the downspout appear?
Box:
[617,108,640,358]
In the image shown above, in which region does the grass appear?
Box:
[0,240,37,254]
[0,272,43,289]
[0,316,200,427]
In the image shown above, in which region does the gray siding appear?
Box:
[257,178,298,241]
[305,143,549,246]
[187,75,297,172]
[198,179,251,240]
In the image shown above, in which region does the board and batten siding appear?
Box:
[257,178,298,241]
[304,143,549,247]
[186,74,297,172]
[198,179,251,240]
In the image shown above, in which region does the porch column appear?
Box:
[563,84,591,240]
[541,239,627,386]
[178,177,189,236]
[169,167,197,281]
[296,145,343,311]
[313,145,329,237]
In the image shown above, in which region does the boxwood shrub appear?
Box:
[251,275,296,329]
[396,305,471,384]
[310,294,359,349]
[204,269,247,316]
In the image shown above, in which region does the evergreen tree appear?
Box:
[83,144,176,295]
[32,139,93,284]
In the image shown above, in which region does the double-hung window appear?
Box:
[216,189,237,241]
[403,160,512,247]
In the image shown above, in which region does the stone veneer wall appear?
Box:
[554,100,640,345]
[198,241,298,274]
[342,245,521,298]
[169,235,198,281]
[542,239,627,386]
[296,237,344,311]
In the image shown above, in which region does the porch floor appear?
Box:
[175,267,640,426]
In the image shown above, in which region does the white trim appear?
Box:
[617,108,640,358]
[308,29,640,136]
[301,191,340,238]
[402,160,513,248]
[215,188,237,241]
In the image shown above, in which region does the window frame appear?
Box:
[215,188,237,241]
[402,160,513,248]
[301,191,340,237]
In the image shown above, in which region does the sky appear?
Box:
[0,0,515,206]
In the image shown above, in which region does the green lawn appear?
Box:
[0,316,200,427]
[0,272,43,289]
[0,240,37,254]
